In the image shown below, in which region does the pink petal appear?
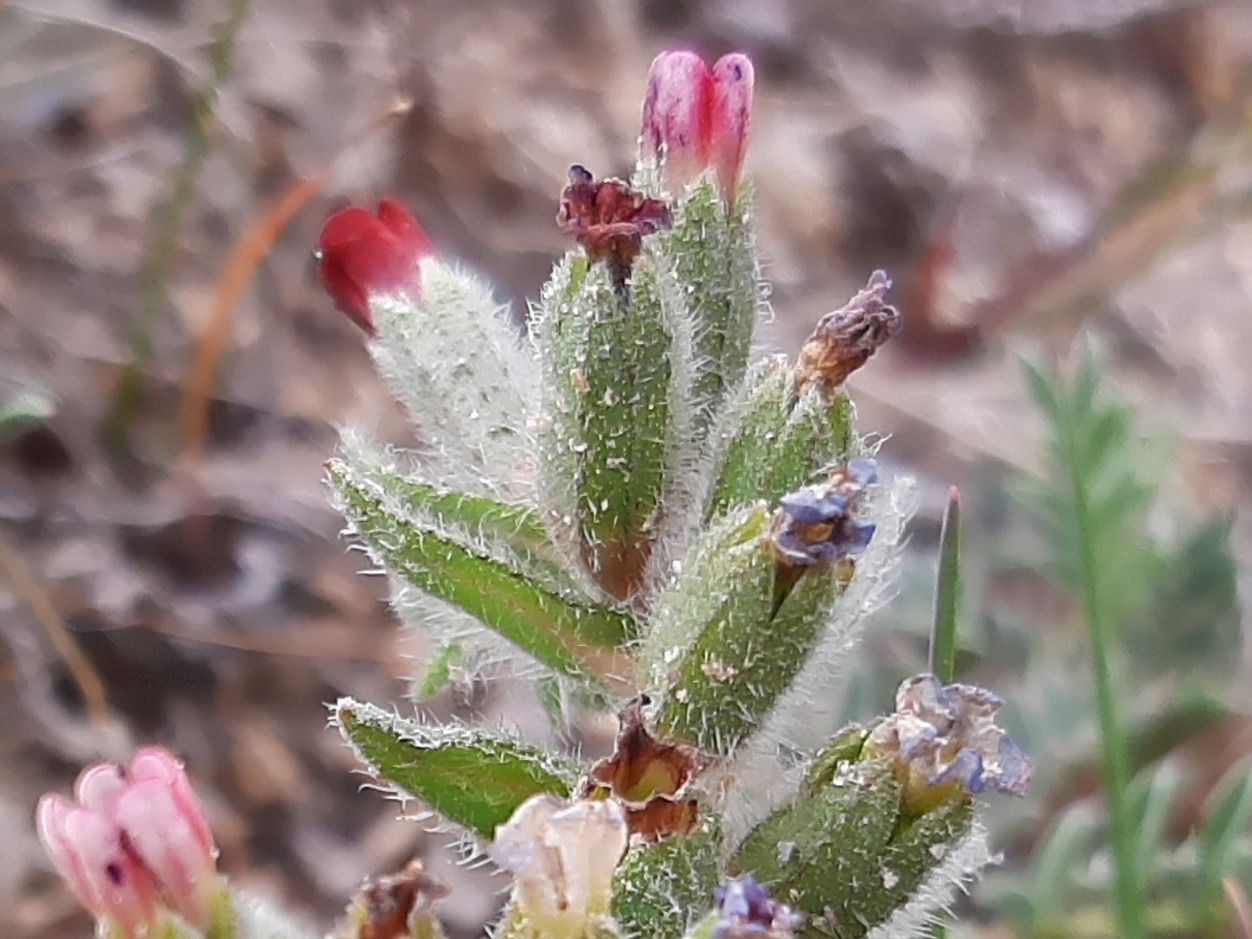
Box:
[74,762,127,816]
[129,747,215,859]
[709,54,754,201]
[115,778,218,930]
[641,50,714,191]
[38,796,158,939]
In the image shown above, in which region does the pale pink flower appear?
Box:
[36,747,224,937]
[37,794,159,939]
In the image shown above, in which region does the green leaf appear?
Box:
[651,500,856,756]
[929,486,962,683]
[647,506,777,753]
[612,821,723,939]
[334,698,580,839]
[1137,515,1241,677]
[1126,764,1182,871]
[534,252,684,600]
[415,641,465,699]
[732,757,974,939]
[330,453,577,596]
[647,505,852,756]
[1020,344,1149,939]
[666,179,760,433]
[1027,803,1103,928]
[708,358,855,519]
[331,463,637,683]
[1197,759,1252,916]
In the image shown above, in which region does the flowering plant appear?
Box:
[37,49,1030,939]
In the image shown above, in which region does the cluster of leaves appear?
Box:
[323,112,1011,937]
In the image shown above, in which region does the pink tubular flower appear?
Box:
[36,747,223,938]
[37,795,159,939]
[316,198,434,336]
[116,748,220,930]
[641,50,755,199]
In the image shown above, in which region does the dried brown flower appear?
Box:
[350,860,449,939]
[557,165,672,280]
[582,697,706,841]
[794,270,902,396]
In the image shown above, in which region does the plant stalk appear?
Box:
[1065,400,1143,939]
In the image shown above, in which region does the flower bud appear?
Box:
[557,164,672,287]
[37,794,159,939]
[493,794,630,939]
[863,673,1033,815]
[732,677,1030,938]
[342,859,450,939]
[36,747,227,938]
[317,198,434,335]
[711,875,803,939]
[794,271,902,397]
[641,50,754,199]
[115,748,222,931]
[770,459,878,570]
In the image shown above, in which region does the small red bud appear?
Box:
[316,198,434,335]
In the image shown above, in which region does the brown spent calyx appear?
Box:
[794,270,902,397]
[582,697,706,841]
[557,165,672,277]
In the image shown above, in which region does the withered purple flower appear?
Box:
[557,164,672,282]
[867,674,1033,800]
[794,271,903,396]
[712,874,804,939]
[771,458,878,567]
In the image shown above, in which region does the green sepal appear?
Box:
[331,463,636,682]
[415,642,465,699]
[732,757,975,939]
[646,505,851,756]
[666,179,759,432]
[535,252,683,600]
[708,358,855,520]
[612,821,724,939]
[334,699,580,839]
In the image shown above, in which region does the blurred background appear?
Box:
[1,0,1250,936]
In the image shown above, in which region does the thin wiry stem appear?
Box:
[108,0,251,445]
[1062,390,1143,939]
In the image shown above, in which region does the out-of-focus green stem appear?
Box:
[1063,396,1143,939]
[108,0,250,444]
[928,486,961,683]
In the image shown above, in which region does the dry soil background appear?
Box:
[2,1,1251,937]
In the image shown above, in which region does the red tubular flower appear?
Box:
[36,747,223,937]
[316,198,434,335]
[641,50,755,200]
